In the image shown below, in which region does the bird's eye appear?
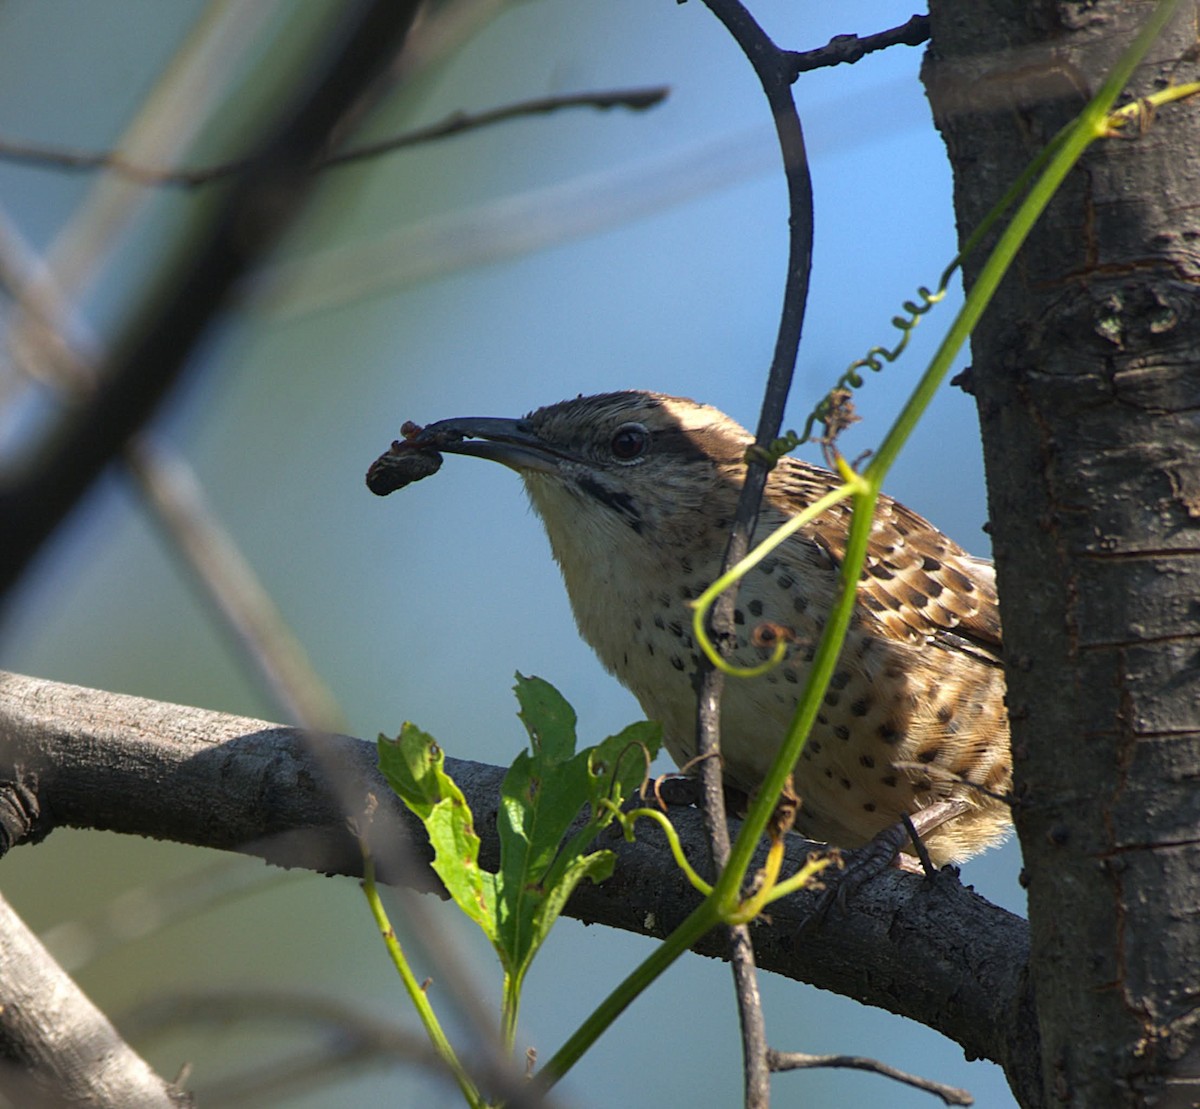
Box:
[610,422,649,462]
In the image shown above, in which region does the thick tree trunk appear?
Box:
[924,3,1200,1105]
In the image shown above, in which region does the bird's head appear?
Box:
[368,391,753,564]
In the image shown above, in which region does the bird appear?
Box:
[367,390,1011,866]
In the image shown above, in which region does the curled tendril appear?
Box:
[595,739,655,805]
[757,281,953,466]
[728,841,832,924]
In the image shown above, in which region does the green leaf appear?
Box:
[494,684,588,976]
[514,672,578,762]
[493,677,663,983]
[377,678,664,1044]
[533,849,615,943]
[376,722,445,817]
[378,725,497,941]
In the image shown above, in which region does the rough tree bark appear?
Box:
[924,3,1200,1105]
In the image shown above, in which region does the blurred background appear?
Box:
[0,1,1022,1105]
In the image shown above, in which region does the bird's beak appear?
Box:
[417,416,564,475]
[366,415,563,497]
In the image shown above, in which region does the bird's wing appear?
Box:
[768,460,1004,664]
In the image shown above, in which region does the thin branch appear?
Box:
[768,1049,973,1107]
[324,86,670,171]
[0,87,670,188]
[0,206,99,392]
[785,15,931,78]
[696,2,816,1105]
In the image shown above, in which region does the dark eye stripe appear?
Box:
[576,476,643,534]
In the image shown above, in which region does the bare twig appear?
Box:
[0,207,98,393]
[768,1049,973,1106]
[696,3,816,1106]
[0,87,670,188]
[324,86,670,171]
[785,15,931,78]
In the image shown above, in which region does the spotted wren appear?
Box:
[368,391,1011,865]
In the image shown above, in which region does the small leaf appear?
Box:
[378,726,497,941]
[377,723,446,818]
[492,677,601,975]
[514,672,577,762]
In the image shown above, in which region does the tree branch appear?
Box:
[0,670,1037,1095]
[767,1048,972,1106]
[0,87,670,187]
[0,890,186,1107]
[784,15,931,78]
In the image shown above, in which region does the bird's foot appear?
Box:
[804,799,969,926]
